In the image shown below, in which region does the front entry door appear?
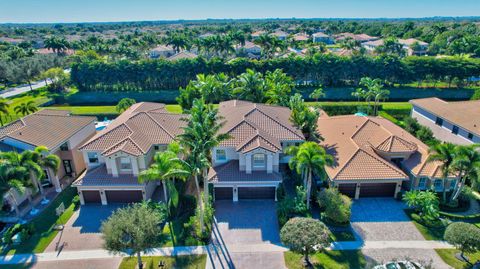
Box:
[63,160,73,176]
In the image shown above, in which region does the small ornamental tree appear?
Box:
[101,203,165,269]
[116,98,136,113]
[444,222,480,263]
[280,217,330,266]
[403,190,440,221]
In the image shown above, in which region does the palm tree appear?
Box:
[14,101,38,116]
[265,69,294,107]
[44,36,70,54]
[450,144,480,201]
[0,159,28,216]
[138,144,189,206]
[358,77,389,116]
[233,69,266,103]
[428,143,457,202]
[309,86,325,102]
[34,146,60,201]
[178,98,230,232]
[0,98,10,126]
[286,142,334,209]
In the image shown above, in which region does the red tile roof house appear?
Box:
[0,110,96,211]
[317,114,458,199]
[74,103,186,205]
[410,98,480,145]
[208,100,305,201]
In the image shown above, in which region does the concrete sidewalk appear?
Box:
[0,240,454,265]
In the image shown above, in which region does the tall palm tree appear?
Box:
[0,159,28,216]
[14,101,38,116]
[178,98,230,232]
[428,143,457,202]
[450,144,480,201]
[233,69,266,103]
[286,142,334,209]
[138,145,189,205]
[34,146,60,201]
[0,98,10,126]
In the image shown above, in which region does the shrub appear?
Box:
[318,188,352,225]
[184,194,214,243]
[403,190,440,221]
[444,222,480,260]
[277,186,309,227]
[72,195,81,210]
[2,223,35,245]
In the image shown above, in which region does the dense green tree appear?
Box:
[444,222,480,263]
[289,94,320,141]
[280,217,330,266]
[115,98,136,113]
[101,203,165,269]
[403,190,440,220]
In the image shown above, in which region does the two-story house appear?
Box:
[0,110,96,211]
[208,100,305,201]
[74,102,186,205]
[317,113,457,199]
[410,98,480,145]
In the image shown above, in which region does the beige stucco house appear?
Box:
[208,100,305,201]
[75,102,186,205]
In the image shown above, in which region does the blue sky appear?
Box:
[0,0,479,23]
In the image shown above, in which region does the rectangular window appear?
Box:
[154,145,160,151]
[452,126,459,135]
[120,157,132,171]
[216,149,226,161]
[87,152,99,164]
[468,133,474,140]
[435,117,443,126]
[434,179,443,190]
[418,178,426,189]
[60,142,69,151]
[253,154,266,168]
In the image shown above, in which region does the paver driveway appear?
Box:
[351,198,424,241]
[45,205,122,252]
[206,200,286,269]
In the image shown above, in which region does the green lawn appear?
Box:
[411,220,446,241]
[3,187,78,255]
[47,104,183,116]
[435,249,480,269]
[284,250,366,269]
[118,255,206,269]
[1,88,53,125]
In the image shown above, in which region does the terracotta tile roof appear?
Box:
[80,102,187,156]
[167,51,197,61]
[317,115,444,181]
[208,160,282,183]
[218,100,304,153]
[150,45,175,52]
[0,110,95,150]
[73,165,142,186]
[410,97,480,136]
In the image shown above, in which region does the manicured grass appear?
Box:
[435,249,480,269]
[1,88,53,125]
[48,104,184,116]
[284,250,366,269]
[118,255,207,269]
[411,221,446,241]
[4,187,78,255]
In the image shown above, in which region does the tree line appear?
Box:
[70,54,480,93]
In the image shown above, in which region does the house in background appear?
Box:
[251,31,266,40]
[167,51,198,61]
[363,38,429,56]
[149,45,176,58]
[208,100,305,202]
[312,32,333,44]
[236,41,262,57]
[410,98,480,145]
[334,33,379,43]
[75,103,187,205]
[0,109,96,192]
[292,33,310,42]
[317,114,456,199]
[272,30,288,40]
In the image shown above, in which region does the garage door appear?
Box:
[238,187,275,199]
[359,183,397,197]
[337,184,356,198]
[214,187,233,200]
[82,190,101,204]
[105,190,143,203]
